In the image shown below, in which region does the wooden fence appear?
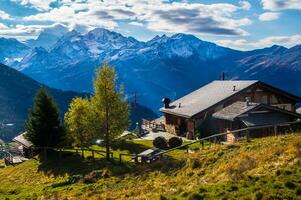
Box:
[150,120,301,161]
[3,120,301,165]
[4,146,114,165]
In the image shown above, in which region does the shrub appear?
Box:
[68,175,82,184]
[254,192,263,200]
[159,195,168,200]
[285,181,296,189]
[168,137,183,148]
[191,159,201,169]
[227,154,256,180]
[83,170,102,184]
[180,192,189,197]
[153,136,168,149]
[188,193,204,200]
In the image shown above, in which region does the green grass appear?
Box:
[0,134,300,199]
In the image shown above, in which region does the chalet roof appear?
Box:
[160,80,258,118]
[213,101,301,122]
[13,132,33,148]
[240,112,293,127]
[212,101,259,121]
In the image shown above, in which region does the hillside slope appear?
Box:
[0,134,300,199]
[0,63,157,141]
[0,63,86,141]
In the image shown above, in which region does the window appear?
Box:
[261,95,268,104]
[270,95,278,104]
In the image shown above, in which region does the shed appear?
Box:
[12,132,33,158]
[213,101,301,140]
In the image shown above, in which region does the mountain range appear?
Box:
[1,28,301,113]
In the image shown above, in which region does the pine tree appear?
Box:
[91,63,130,161]
[25,88,64,147]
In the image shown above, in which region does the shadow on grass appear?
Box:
[110,140,151,154]
[37,150,122,177]
[37,141,185,178]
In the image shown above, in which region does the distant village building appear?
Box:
[12,132,33,158]
[160,80,301,139]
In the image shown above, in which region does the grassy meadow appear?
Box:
[0,134,300,200]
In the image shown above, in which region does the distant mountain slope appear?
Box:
[0,63,85,141]
[0,63,157,141]
[9,28,301,112]
[227,45,301,95]
[0,38,30,67]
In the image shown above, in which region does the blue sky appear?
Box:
[0,0,300,50]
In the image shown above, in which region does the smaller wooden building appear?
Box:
[12,132,33,158]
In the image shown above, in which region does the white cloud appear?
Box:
[23,0,252,36]
[260,0,301,11]
[259,12,280,21]
[129,21,144,27]
[216,35,301,50]
[239,1,251,10]
[216,39,249,50]
[142,2,252,36]
[0,23,69,41]
[11,0,56,11]
[0,23,9,30]
[253,35,301,48]
[0,10,13,20]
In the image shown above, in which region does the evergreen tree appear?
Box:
[64,97,94,157]
[25,88,64,147]
[91,63,130,161]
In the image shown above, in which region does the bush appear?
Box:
[285,181,296,189]
[168,137,183,148]
[254,191,263,200]
[83,170,102,184]
[153,136,168,149]
[226,154,256,180]
[68,175,82,184]
[188,193,204,200]
[159,195,168,200]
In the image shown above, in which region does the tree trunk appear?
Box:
[81,149,84,158]
[105,105,110,161]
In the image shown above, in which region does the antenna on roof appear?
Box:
[221,72,225,80]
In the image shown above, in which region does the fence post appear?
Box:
[186,145,189,153]
[119,154,122,164]
[92,150,95,160]
[44,148,47,160]
[246,130,250,142]
[201,141,204,150]
[59,148,62,162]
[274,125,277,136]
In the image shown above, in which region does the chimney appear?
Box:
[221,72,225,80]
[245,97,251,107]
[233,85,236,91]
[162,98,171,108]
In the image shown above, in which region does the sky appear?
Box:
[0,0,300,50]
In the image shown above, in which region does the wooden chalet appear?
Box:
[160,80,301,139]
